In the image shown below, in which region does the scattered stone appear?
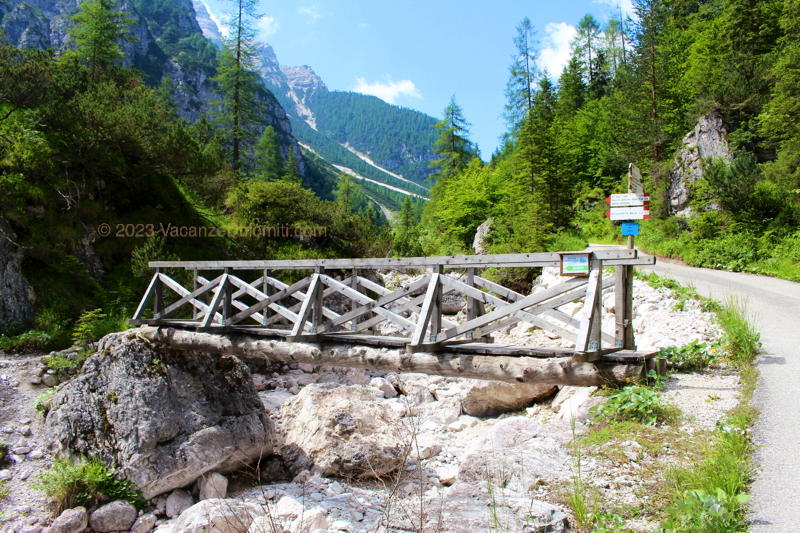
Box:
[0,469,11,480]
[552,385,605,425]
[298,363,315,373]
[89,500,138,532]
[174,498,264,532]
[198,472,228,500]
[279,384,405,478]
[131,513,158,533]
[165,489,194,518]
[369,377,397,398]
[251,373,270,391]
[460,380,558,417]
[49,507,88,533]
[27,449,44,459]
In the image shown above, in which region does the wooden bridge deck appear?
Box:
[130,250,657,368]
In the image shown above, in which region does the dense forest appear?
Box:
[0,0,390,349]
[407,0,800,285]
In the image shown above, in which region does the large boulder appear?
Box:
[45,331,274,499]
[278,384,406,478]
[668,110,733,216]
[460,380,558,417]
[173,498,265,532]
[89,500,138,532]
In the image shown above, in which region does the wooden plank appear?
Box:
[148,249,638,270]
[226,276,311,325]
[430,265,443,342]
[227,273,341,323]
[318,275,430,333]
[410,274,441,346]
[290,274,320,336]
[201,274,228,328]
[158,273,224,319]
[318,274,417,333]
[575,264,602,352]
[132,273,160,320]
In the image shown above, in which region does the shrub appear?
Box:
[42,348,92,379]
[659,341,723,370]
[591,385,677,426]
[33,456,144,514]
[71,308,128,346]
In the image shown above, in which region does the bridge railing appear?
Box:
[130,250,654,359]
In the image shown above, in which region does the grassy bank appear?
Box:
[561,272,761,532]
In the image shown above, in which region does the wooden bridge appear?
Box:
[129,250,661,385]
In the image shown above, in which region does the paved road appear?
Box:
[640,259,800,531]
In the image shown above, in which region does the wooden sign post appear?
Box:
[614,164,640,349]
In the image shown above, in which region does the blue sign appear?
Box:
[621,222,640,236]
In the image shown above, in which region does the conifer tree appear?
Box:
[253,125,284,180]
[335,173,361,213]
[430,96,475,182]
[69,0,131,82]
[575,14,601,84]
[282,147,302,184]
[504,17,538,130]
[212,0,263,173]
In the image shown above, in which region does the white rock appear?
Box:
[27,449,43,460]
[552,385,604,425]
[89,500,138,532]
[0,469,11,480]
[260,390,295,412]
[275,495,305,520]
[298,363,315,373]
[290,507,327,533]
[369,377,397,398]
[50,507,88,533]
[198,472,228,500]
[436,464,458,486]
[175,498,264,532]
[131,513,158,533]
[165,489,194,518]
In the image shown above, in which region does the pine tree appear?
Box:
[504,17,538,130]
[212,0,263,173]
[555,56,586,118]
[253,125,284,180]
[282,147,302,184]
[335,173,361,213]
[430,96,475,182]
[69,0,132,82]
[574,14,601,84]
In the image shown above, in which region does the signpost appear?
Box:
[620,222,640,236]
[559,252,591,277]
[605,206,650,220]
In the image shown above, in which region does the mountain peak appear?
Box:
[191,0,223,46]
[281,65,327,95]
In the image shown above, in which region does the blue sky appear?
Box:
[202,0,634,157]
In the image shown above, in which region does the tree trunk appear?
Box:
[138,327,645,387]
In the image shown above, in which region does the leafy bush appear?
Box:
[659,341,723,370]
[71,308,128,346]
[33,456,144,514]
[591,385,677,426]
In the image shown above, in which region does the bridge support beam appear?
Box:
[138,327,648,387]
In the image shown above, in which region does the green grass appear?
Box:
[33,456,145,515]
[34,387,58,415]
[716,298,761,366]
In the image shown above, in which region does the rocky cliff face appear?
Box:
[191,0,222,45]
[668,110,733,216]
[1,0,299,159]
[0,219,35,333]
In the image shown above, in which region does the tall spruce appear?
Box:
[504,17,538,130]
[430,96,475,183]
[212,0,263,173]
[253,125,284,180]
[69,0,131,82]
[575,14,601,84]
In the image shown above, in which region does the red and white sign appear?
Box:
[605,194,650,207]
[605,206,651,220]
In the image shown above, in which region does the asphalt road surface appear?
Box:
[640,259,800,531]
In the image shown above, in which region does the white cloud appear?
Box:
[257,15,279,37]
[353,77,422,104]
[592,0,636,19]
[299,5,322,23]
[539,22,577,79]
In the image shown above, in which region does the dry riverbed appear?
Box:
[0,269,744,532]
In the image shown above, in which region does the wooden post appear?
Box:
[262,269,271,326]
[312,267,323,334]
[222,267,232,326]
[351,268,359,332]
[588,259,603,351]
[430,265,443,342]
[153,268,163,321]
[192,269,199,320]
